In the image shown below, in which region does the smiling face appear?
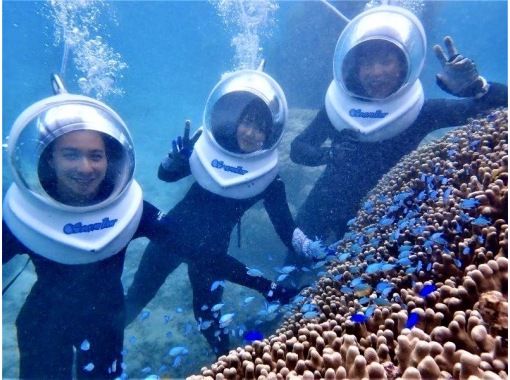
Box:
[236,114,267,153]
[49,130,108,205]
[358,49,405,99]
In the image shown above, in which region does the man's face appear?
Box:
[49,130,107,205]
[236,115,267,153]
[358,50,404,99]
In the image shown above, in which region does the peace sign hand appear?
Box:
[171,120,202,159]
[433,36,488,98]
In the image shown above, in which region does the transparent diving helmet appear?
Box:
[203,69,288,157]
[7,75,135,211]
[333,5,426,100]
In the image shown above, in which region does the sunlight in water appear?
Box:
[211,0,278,70]
[46,0,127,99]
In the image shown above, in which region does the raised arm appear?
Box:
[158,120,202,182]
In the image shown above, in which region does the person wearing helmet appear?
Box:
[124,70,324,356]
[2,76,170,379]
[289,6,507,246]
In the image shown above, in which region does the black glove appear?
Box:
[171,120,202,159]
[265,282,300,304]
[433,36,489,98]
[327,138,357,166]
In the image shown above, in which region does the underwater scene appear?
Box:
[2,0,508,379]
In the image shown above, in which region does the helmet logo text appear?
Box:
[349,109,389,118]
[63,217,118,234]
[211,159,248,175]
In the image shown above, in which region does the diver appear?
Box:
[289,5,508,245]
[2,75,170,379]
[124,68,324,356]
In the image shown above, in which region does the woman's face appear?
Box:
[49,130,107,205]
[236,115,267,153]
[358,50,404,99]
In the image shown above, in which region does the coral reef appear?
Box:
[190,108,508,379]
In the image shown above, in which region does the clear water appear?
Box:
[2,1,507,378]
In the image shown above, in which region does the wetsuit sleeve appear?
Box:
[290,107,335,166]
[158,152,191,182]
[415,82,508,136]
[132,201,170,242]
[262,177,297,250]
[2,220,26,264]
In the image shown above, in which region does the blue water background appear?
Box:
[2,1,507,378]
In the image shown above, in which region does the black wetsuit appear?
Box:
[125,155,297,355]
[2,201,164,380]
[290,82,508,241]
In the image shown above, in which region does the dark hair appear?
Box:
[237,98,273,142]
[38,130,121,205]
[342,39,408,98]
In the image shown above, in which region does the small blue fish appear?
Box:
[469,139,480,150]
[243,330,264,342]
[219,313,235,328]
[278,265,297,274]
[462,247,471,255]
[363,200,374,212]
[199,319,213,330]
[374,297,391,306]
[405,312,420,329]
[277,273,289,282]
[379,216,394,226]
[247,268,264,277]
[471,216,491,227]
[358,296,370,305]
[460,198,479,210]
[211,303,224,312]
[168,346,189,356]
[128,336,137,345]
[366,262,383,274]
[443,188,452,205]
[381,263,396,272]
[419,284,437,297]
[172,355,182,368]
[365,305,376,317]
[164,314,173,323]
[243,296,255,305]
[210,280,225,292]
[140,310,151,321]
[340,286,354,295]
[183,322,193,336]
[80,339,90,351]
[141,367,152,374]
[398,257,412,266]
[430,233,448,246]
[347,218,357,226]
[447,148,457,158]
[83,363,95,372]
[351,313,368,323]
[454,258,462,268]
